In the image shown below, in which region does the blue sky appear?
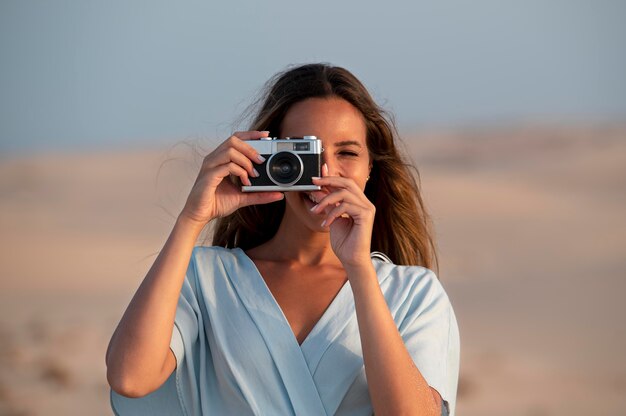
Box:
[1,0,625,155]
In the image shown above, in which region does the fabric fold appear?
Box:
[110,246,460,416]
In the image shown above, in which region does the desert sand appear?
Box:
[1,124,625,415]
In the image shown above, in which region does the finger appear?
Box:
[210,135,265,166]
[310,175,369,209]
[312,176,361,192]
[211,162,251,187]
[322,202,355,228]
[221,134,267,165]
[204,147,259,178]
[322,162,329,177]
[310,189,355,214]
[232,130,270,141]
[239,191,285,208]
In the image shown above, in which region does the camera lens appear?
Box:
[267,151,303,186]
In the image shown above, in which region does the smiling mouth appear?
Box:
[300,191,352,220]
[306,192,320,204]
[301,191,324,212]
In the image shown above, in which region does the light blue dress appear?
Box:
[111,246,460,415]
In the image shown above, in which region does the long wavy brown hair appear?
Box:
[212,63,438,272]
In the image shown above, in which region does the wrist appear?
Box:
[176,213,209,236]
[341,253,374,272]
[343,262,377,286]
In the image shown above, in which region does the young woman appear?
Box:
[106,63,460,416]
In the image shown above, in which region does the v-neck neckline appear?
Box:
[235,247,351,349]
[221,246,396,414]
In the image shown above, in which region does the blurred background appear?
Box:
[1,1,625,415]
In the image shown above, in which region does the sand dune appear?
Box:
[1,124,625,415]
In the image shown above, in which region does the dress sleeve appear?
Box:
[397,268,460,416]
[110,247,202,416]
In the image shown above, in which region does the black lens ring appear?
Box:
[266,151,304,186]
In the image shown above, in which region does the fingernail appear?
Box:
[257,155,266,163]
[311,176,321,180]
[252,168,260,177]
[260,131,270,135]
[322,163,329,176]
[321,220,327,227]
[310,204,318,212]
[245,178,252,186]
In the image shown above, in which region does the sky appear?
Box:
[1,0,625,155]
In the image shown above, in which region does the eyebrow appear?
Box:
[334,140,363,148]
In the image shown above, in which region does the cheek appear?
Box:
[347,162,371,189]
[284,192,309,212]
[284,192,299,207]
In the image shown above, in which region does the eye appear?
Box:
[338,150,359,157]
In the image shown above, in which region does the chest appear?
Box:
[253,262,348,345]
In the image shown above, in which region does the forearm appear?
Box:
[106,215,205,396]
[347,265,439,416]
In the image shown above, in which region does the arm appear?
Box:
[105,131,283,398]
[106,215,205,397]
[311,174,442,415]
[347,264,441,416]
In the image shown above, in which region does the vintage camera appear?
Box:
[242,136,322,192]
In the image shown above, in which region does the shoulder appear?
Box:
[190,245,242,266]
[371,252,445,303]
[371,252,453,326]
[371,259,459,416]
[191,244,237,257]
[182,246,243,291]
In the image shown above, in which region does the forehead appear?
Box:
[280,97,367,145]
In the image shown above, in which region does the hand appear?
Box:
[179,131,284,227]
[310,169,376,268]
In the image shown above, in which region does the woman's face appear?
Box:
[279,96,371,232]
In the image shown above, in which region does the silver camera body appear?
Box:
[242,136,322,192]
